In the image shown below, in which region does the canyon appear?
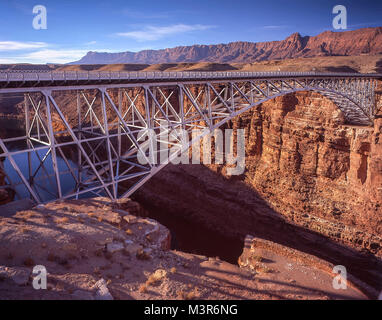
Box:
[126,90,382,292]
[0,198,369,299]
[0,59,381,298]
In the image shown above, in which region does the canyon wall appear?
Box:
[1,81,381,289]
[227,91,382,248]
[2,82,381,256]
[135,90,382,257]
[0,164,11,205]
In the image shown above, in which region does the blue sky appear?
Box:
[0,0,381,64]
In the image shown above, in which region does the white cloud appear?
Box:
[348,22,382,28]
[23,49,89,63]
[0,41,48,51]
[0,48,116,64]
[85,41,97,45]
[116,24,215,41]
[0,49,87,64]
[260,25,288,30]
[122,9,169,19]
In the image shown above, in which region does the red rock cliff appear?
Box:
[135,90,382,259]
[74,27,382,64]
[0,164,11,205]
[230,91,382,246]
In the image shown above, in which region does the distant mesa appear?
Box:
[71,27,382,65]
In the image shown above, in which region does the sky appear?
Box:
[0,0,381,64]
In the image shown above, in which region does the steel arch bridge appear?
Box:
[0,71,381,204]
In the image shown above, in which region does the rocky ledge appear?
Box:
[0,165,13,205]
[239,235,377,299]
[0,198,372,300]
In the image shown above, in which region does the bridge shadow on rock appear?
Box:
[375,58,382,73]
[132,163,382,294]
[324,66,358,73]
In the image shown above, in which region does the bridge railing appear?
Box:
[0,70,379,83]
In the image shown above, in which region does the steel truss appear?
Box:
[0,75,380,204]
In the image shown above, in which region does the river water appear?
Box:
[2,144,86,203]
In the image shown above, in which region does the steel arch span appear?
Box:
[0,71,380,204]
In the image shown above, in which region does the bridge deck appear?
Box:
[0,71,381,90]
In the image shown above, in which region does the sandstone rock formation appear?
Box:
[0,198,369,299]
[137,90,382,252]
[236,91,382,246]
[73,27,382,65]
[238,235,375,298]
[0,164,12,205]
[132,89,382,293]
[2,81,381,256]
[0,60,381,296]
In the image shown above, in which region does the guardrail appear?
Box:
[0,70,380,83]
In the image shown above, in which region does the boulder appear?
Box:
[124,243,143,256]
[106,242,124,254]
[93,279,113,300]
[0,266,30,286]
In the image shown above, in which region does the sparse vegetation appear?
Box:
[94,248,103,257]
[47,253,56,262]
[23,257,35,266]
[55,217,69,224]
[255,264,273,274]
[19,227,29,233]
[136,249,150,260]
[104,251,113,260]
[15,211,34,221]
[251,255,263,263]
[145,269,167,287]
[177,288,199,300]
[138,284,147,293]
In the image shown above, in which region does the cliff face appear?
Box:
[5,87,382,249]
[232,91,382,241]
[73,27,382,64]
[2,82,382,254]
[134,90,382,257]
[41,86,382,254]
[1,85,381,291]
[0,198,368,300]
[128,89,382,291]
[0,165,11,205]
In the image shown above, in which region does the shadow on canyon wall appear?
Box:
[324,66,358,73]
[376,59,382,73]
[132,163,382,292]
